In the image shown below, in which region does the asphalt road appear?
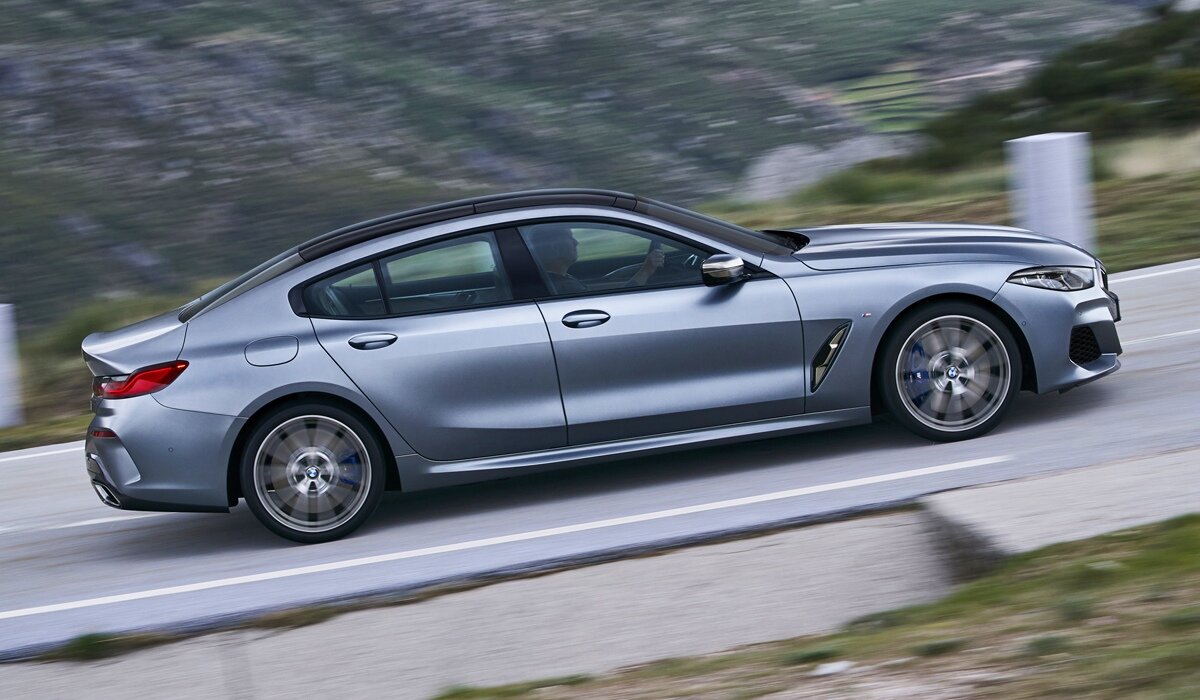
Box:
[1,259,1197,659]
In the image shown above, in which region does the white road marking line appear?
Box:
[1126,328,1200,346]
[0,446,79,464]
[0,456,1009,621]
[0,512,174,536]
[44,513,174,531]
[1112,263,1200,283]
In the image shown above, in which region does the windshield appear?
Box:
[178,247,303,322]
[637,198,798,255]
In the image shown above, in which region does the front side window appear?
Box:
[518,221,707,297]
[380,232,512,315]
[303,263,385,318]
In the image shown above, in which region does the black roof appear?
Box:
[297,189,638,261]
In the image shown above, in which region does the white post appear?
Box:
[0,305,22,428]
[1006,132,1096,253]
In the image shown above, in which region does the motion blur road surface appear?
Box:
[1,260,1197,658]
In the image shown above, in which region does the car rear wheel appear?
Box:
[240,403,386,543]
[879,302,1022,442]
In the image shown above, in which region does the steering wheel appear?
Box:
[601,251,703,284]
[601,262,644,283]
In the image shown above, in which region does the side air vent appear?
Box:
[812,322,851,391]
[1069,325,1102,365]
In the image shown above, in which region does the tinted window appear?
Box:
[518,221,707,296]
[303,263,385,317]
[380,232,512,315]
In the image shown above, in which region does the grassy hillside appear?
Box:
[920,8,1200,166]
[0,0,1143,329]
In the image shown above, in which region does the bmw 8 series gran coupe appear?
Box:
[82,189,1122,542]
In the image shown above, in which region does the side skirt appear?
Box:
[395,407,871,491]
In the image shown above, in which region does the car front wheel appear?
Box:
[879,302,1023,442]
[240,402,386,543]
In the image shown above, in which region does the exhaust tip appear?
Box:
[92,482,121,508]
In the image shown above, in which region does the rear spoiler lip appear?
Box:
[81,312,188,377]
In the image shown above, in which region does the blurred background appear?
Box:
[1,0,1198,440]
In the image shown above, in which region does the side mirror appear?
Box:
[701,254,749,287]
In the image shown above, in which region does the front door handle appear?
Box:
[348,332,398,350]
[561,310,610,329]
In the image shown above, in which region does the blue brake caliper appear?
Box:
[338,452,362,487]
[905,342,930,407]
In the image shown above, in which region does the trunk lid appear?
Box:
[82,309,188,377]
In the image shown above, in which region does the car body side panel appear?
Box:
[768,261,1020,414]
[155,280,416,463]
[397,407,870,490]
[311,303,567,462]
[536,278,806,445]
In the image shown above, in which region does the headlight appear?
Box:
[1007,266,1095,291]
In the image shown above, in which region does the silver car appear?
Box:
[82,189,1122,542]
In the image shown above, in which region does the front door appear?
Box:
[308,231,566,461]
[519,220,806,445]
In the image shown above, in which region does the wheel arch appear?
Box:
[868,292,1036,413]
[226,390,404,506]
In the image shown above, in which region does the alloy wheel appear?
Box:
[894,315,1012,432]
[252,414,373,533]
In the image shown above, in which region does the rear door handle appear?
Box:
[348,332,398,350]
[561,310,610,329]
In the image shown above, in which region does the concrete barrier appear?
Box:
[0,305,21,428]
[1006,132,1096,253]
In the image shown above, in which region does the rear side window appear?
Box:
[303,263,385,318]
[379,232,512,315]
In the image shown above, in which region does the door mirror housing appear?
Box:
[701,254,749,287]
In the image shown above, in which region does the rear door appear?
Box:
[519,220,806,445]
[309,231,566,461]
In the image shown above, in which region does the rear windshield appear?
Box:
[178,247,303,322]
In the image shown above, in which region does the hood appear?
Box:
[787,223,1096,271]
[81,308,187,377]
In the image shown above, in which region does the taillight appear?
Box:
[93,361,189,399]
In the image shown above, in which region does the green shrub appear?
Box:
[913,638,968,657]
[1056,595,1097,623]
[1160,606,1200,630]
[1026,634,1071,656]
[781,646,842,665]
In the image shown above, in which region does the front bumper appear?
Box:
[993,280,1122,394]
[85,394,243,512]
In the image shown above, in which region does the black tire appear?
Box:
[240,402,387,543]
[877,301,1023,442]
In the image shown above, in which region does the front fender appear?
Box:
[785,263,1015,413]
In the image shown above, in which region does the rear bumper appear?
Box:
[993,281,1122,394]
[85,394,243,512]
[86,451,227,513]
